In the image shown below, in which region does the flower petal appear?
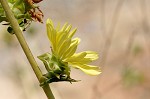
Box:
[46,19,56,50]
[60,23,68,32]
[65,24,72,33]
[65,51,87,62]
[72,64,101,75]
[62,38,80,60]
[56,31,68,53]
[64,51,98,64]
[68,28,77,38]
[57,38,71,58]
[84,51,99,61]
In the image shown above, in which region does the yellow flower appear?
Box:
[38,19,101,84]
[46,19,101,75]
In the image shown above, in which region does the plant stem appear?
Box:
[0,0,55,99]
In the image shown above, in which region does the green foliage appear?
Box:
[0,0,42,34]
[38,53,78,86]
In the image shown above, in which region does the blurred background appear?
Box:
[0,0,150,99]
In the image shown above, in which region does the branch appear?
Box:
[0,0,55,99]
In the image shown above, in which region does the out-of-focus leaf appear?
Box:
[132,44,143,56]
[122,67,145,87]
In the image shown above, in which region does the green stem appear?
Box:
[0,0,55,99]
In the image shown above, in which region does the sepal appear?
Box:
[40,71,79,86]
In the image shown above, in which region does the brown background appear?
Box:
[0,0,150,99]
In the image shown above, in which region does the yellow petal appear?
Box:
[71,37,81,44]
[68,28,77,38]
[57,38,71,58]
[64,51,99,64]
[72,58,92,64]
[71,64,101,75]
[65,51,87,62]
[56,25,71,51]
[84,51,99,60]
[46,19,54,28]
[62,38,80,59]
[66,24,72,33]
[46,19,56,50]
[56,31,68,53]
[60,23,68,32]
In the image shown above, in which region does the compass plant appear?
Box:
[38,19,101,85]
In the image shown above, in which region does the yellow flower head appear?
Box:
[38,19,101,84]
